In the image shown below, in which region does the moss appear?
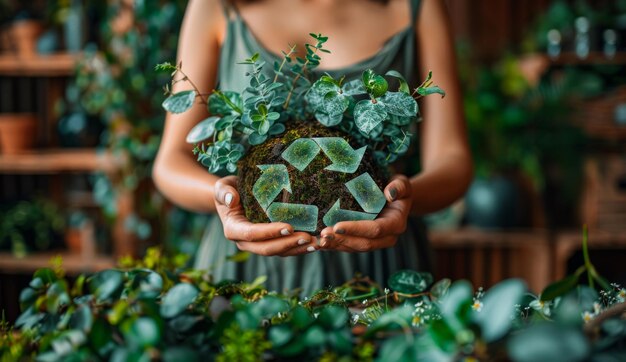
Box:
[238,121,388,234]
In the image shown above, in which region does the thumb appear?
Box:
[384,175,411,202]
[214,176,240,208]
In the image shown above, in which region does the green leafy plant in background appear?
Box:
[0,199,65,258]
[159,33,444,232]
[3,229,626,361]
[72,0,187,242]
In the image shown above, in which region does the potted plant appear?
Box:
[0,113,37,155]
[159,34,445,232]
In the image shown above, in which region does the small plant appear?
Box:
[159,33,445,232]
[0,199,65,257]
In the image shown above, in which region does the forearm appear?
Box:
[409,151,473,216]
[153,149,220,213]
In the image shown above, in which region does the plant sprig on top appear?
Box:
[158,33,445,174]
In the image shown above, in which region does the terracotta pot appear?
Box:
[10,20,43,58]
[0,113,37,154]
[65,228,83,254]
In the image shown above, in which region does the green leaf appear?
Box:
[306,79,340,109]
[268,123,286,135]
[354,100,387,135]
[473,279,526,342]
[19,287,37,310]
[122,317,161,348]
[32,268,57,287]
[291,306,314,330]
[388,270,433,294]
[303,325,325,347]
[160,283,199,318]
[378,334,419,362]
[155,62,177,73]
[186,116,219,143]
[208,91,242,115]
[162,347,199,362]
[162,90,196,114]
[430,279,451,301]
[226,251,250,263]
[507,324,590,362]
[269,325,293,347]
[69,304,94,332]
[322,91,350,116]
[540,273,581,301]
[385,70,411,94]
[317,305,349,330]
[315,112,343,127]
[89,270,124,302]
[248,132,267,146]
[417,86,446,98]
[342,79,366,96]
[380,92,418,117]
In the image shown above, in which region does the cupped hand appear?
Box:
[318,175,412,252]
[214,176,317,257]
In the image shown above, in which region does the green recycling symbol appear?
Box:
[252,137,386,232]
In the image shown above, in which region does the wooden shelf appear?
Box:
[0,53,79,77]
[430,228,550,247]
[0,148,120,174]
[0,252,115,275]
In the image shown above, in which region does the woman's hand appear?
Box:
[317,175,412,252]
[214,176,317,257]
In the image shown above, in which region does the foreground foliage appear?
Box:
[2,234,626,362]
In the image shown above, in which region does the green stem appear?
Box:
[582,225,594,289]
[273,44,297,83]
[213,90,243,115]
[283,44,322,110]
[176,67,208,104]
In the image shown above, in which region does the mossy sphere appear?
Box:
[237,121,389,234]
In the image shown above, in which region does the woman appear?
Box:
[153,0,472,294]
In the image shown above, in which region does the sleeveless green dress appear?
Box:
[194,0,432,295]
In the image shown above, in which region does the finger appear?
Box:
[332,198,410,238]
[223,214,294,241]
[384,174,411,202]
[279,238,319,257]
[214,176,240,208]
[319,227,335,248]
[235,232,314,256]
[329,235,397,253]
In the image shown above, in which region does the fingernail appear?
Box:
[297,239,309,245]
[280,228,291,236]
[389,188,398,201]
[336,228,345,234]
[224,193,233,206]
[320,238,328,248]
[306,246,316,252]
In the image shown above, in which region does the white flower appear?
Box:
[472,300,483,312]
[362,299,368,305]
[384,288,390,295]
[582,311,595,323]
[351,314,360,324]
[530,299,551,317]
[593,302,602,314]
[618,289,626,303]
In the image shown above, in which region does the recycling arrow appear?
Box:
[323,199,376,227]
[267,202,319,232]
[313,137,366,174]
[253,164,292,211]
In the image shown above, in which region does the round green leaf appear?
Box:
[162,90,196,114]
[89,270,124,302]
[318,305,349,330]
[507,324,589,362]
[381,91,418,117]
[354,100,387,135]
[160,283,199,318]
[70,304,94,332]
[186,116,219,143]
[322,91,349,116]
[388,270,433,294]
[473,279,526,342]
[122,317,161,347]
[369,75,389,98]
[269,325,293,347]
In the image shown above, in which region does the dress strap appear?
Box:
[410,0,422,25]
[219,0,239,21]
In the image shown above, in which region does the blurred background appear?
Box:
[0,0,624,322]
